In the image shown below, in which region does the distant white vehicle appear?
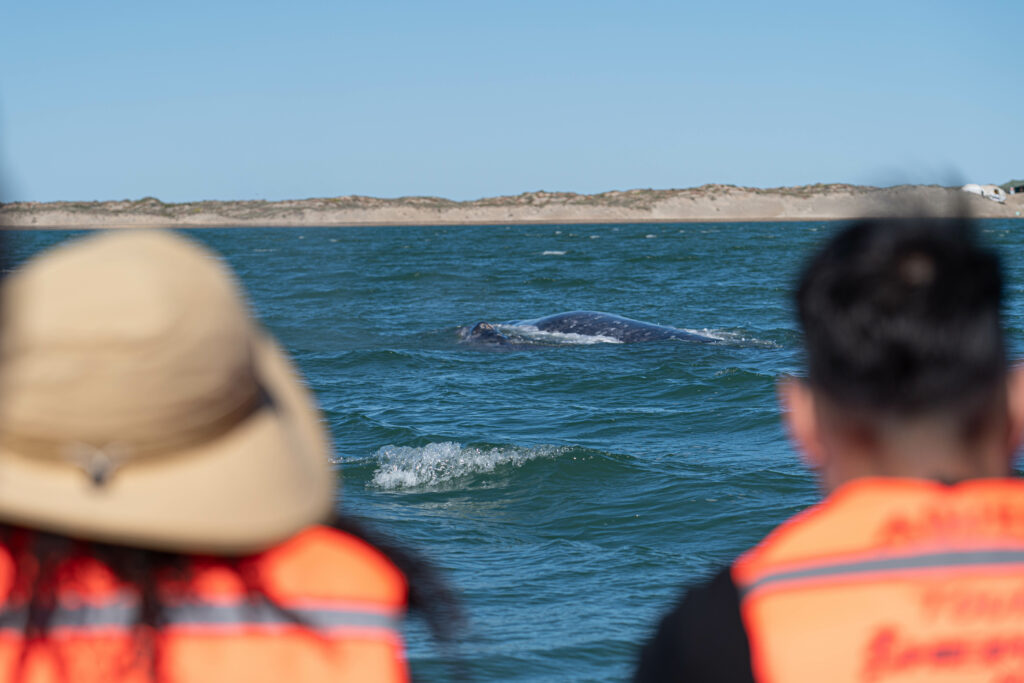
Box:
[961,183,1007,203]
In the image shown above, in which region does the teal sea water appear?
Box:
[7,220,1024,681]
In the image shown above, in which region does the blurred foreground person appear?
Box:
[636,215,1024,682]
[0,231,456,682]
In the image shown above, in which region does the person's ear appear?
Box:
[1005,365,1024,457]
[778,378,825,469]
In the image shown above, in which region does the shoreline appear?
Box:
[2,184,1022,229]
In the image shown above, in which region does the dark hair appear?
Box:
[0,513,462,681]
[796,215,1005,420]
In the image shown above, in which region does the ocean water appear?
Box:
[6,219,1024,681]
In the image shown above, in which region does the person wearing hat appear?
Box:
[635,214,1024,682]
[0,230,457,681]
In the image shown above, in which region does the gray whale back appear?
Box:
[517,311,709,342]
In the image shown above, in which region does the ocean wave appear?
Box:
[370,442,565,490]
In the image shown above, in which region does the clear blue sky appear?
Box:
[1,0,1020,203]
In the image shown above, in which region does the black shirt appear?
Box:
[633,567,755,682]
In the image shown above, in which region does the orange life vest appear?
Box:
[732,477,1024,683]
[0,524,409,682]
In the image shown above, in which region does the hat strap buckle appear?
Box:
[64,442,130,488]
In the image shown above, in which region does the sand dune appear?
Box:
[2,184,1021,228]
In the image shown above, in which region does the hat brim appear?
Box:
[0,334,335,555]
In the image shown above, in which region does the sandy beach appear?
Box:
[1,184,1021,229]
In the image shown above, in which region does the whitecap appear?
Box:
[370,442,563,490]
[542,250,567,256]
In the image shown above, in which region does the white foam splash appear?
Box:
[542,250,567,255]
[494,324,623,345]
[683,327,729,341]
[371,442,562,489]
[689,328,780,347]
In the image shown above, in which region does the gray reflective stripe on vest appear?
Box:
[740,549,1024,598]
[0,599,401,633]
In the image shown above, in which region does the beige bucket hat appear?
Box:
[0,230,334,554]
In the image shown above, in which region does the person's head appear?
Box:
[781,215,1024,489]
[0,231,462,680]
[0,230,334,552]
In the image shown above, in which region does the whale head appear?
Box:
[462,321,510,345]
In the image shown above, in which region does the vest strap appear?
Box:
[0,596,402,635]
[741,548,1024,597]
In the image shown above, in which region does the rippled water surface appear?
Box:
[7,220,1024,681]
